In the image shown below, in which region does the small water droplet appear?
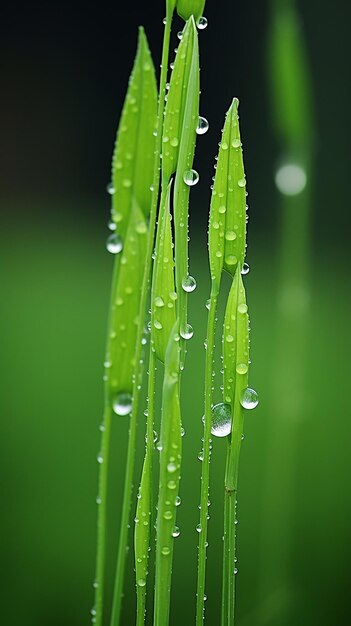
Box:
[177,30,183,39]
[236,363,248,375]
[234,567,238,575]
[154,320,163,330]
[183,169,199,186]
[167,480,176,490]
[167,462,177,473]
[238,177,246,188]
[196,116,209,135]
[106,233,123,254]
[172,526,181,538]
[238,303,248,314]
[112,392,132,416]
[155,296,165,308]
[240,387,259,409]
[197,16,208,30]
[182,275,197,292]
[106,182,115,195]
[196,524,202,533]
[108,220,116,231]
[211,403,232,437]
[205,299,211,310]
[135,221,147,235]
[161,546,171,556]
[225,230,237,241]
[137,578,146,587]
[97,454,103,464]
[180,324,194,340]
[170,137,179,147]
[163,510,173,520]
[175,496,181,507]
[225,254,237,266]
[241,262,250,275]
[198,451,204,461]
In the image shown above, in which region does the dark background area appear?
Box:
[1,1,350,625]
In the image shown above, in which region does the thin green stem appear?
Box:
[109,12,173,626]
[196,286,218,625]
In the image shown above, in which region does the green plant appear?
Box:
[93,2,258,625]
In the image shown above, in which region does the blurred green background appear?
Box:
[1,0,350,625]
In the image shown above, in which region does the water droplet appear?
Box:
[161,546,171,556]
[225,334,234,343]
[238,303,248,314]
[154,320,163,330]
[205,299,210,310]
[106,182,115,195]
[240,387,259,409]
[225,230,237,241]
[106,233,123,254]
[175,496,181,507]
[238,177,246,188]
[122,178,132,188]
[236,363,248,375]
[137,578,146,587]
[275,163,307,196]
[197,16,208,29]
[211,403,232,437]
[232,138,241,148]
[172,526,181,538]
[225,254,237,266]
[135,221,147,235]
[177,30,183,39]
[183,169,199,186]
[163,510,173,520]
[167,480,176,490]
[155,296,165,308]
[182,275,197,292]
[196,116,209,135]
[167,462,177,473]
[198,451,204,461]
[97,454,104,464]
[113,392,132,416]
[108,220,116,231]
[234,567,238,575]
[196,524,202,533]
[180,324,194,340]
[241,262,250,275]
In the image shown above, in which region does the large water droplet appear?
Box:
[183,169,199,186]
[182,275,197,292]
[241,262,250,275]
[172,526,181,538]
[197,16,208,30]
[236,363,248,375]
[240,387,259,409]
[106,233,123,254]
[211,403,232,437]
[180,324,194,340]
[113,392,132,416]
[196,116,209,135]
[275,163,307,196]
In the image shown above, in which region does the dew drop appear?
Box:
[196,524,202,533]
[108,220,116,231]
[225,230,237,241]
[205,299,211,310]
[97,454,104,464]
[183,169,199,186]
[135,221,147,235]
[112,392,132,416]
[180,324,194,340]
[225,254,237,266]
[182,275,197,292]
[172,526,181,538]
[275,163,307,196]
[161,546,171,556]
[240,387,259,409]
[137,578,146,587]
[154,320,163,330]
[197,16,208,29]
[196,116,209,135]
[236,363,248,375]
[175,496,181,507]
[231,138,241,148]
[241,262,250,275]
[238,178,246,188]
[167,480,176,490]
[154,296,165,308]
[106,182,115,195]
[163,510,173,520]
[106,233,123,254]
[238,303,248,314]
[167,462,177,473]
[211,403,232,438]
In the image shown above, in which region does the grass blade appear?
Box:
[94,28,157,626]
[154,322,182,626]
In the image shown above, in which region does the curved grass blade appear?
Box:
[110,10,175,625]
[208,98,246,290]
[162,18,196,183]
[154,322,182,626]
[172,16,199,339]
[221,268,249,626]
[94,27,157,626]
[151,183,176,362]
[196,99,247,625]
[111,28,157,231]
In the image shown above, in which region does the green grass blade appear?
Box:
[151,183,176,362]
[172,16,199,340]
[222,268,249,626]
[154,322,182,626]
[110,9,174,625]
[111,28,157,230]
[94,28,157,626]
[134,448,152,625]
[208,98,246,290]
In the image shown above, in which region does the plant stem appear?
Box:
[109,11,173,626]
[196,287,218,625]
